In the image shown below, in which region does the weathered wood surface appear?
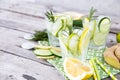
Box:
[0,1,120,33]
[0,51,64,80]
[0,0,119,80]
[0,27,52,66]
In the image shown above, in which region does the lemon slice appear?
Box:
[93,32,107,46]
[63,57,93,80]
[78,27,90,55]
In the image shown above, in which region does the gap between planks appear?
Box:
[0,26,52,67]
[0,51,64,80]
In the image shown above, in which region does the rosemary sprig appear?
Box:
[88,7,97,21]
[31,30,48,41]
[45,10,55,22]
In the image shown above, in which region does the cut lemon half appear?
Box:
[63,57,93,80]
[78,27,90,54]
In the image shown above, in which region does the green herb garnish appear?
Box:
[73,19,83,27]
[88,7,97,21]
[45,10,55,22]
[31,30,48,41]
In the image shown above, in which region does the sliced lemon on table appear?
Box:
[63,57,93,80]
[78,27,90,55]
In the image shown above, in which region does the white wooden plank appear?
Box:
[36,0,120,17]
[0,1,48,17]
[0,51,64,80]
[106,33,117,47]
[110,16,120,33]
[0,9,46,31]
[0,26,51,66]
[0,7,119,34]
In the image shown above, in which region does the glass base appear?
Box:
[89,40,106,50]
[47,32,59,47]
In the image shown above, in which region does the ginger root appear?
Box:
[104,44,120,69]
[115,47,120,60]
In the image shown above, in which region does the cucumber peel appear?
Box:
[50,49,61,57]
[73,19,83,27]
[37,55,55,59]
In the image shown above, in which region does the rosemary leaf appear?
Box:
[45,10,55,22]
[88,7,97,21]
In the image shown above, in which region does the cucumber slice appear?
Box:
[98,17,111,33]
[73,19,83,27]
[33,49,52,56]
[68,33,79,56]
[50,49,62,57]
[34,45,51,50]
[37,55,55,59]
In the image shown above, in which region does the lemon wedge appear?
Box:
[63,57,93,80]
[78,27,90,55]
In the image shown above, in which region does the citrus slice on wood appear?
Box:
[63,57,93,80]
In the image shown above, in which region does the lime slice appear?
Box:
[93,32,107,46]
[59,31,69,58]
[59,30,69,48]
[116,32,120,43]
[68,33,79,56]
[52,18,63,37]
[59,30,69,45]
[78,27,90,54]
[98,16,111,33]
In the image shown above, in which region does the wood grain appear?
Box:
[0,2,119,33]
[0,51,64,80]
[0,26,51,66]
[0,0,119,80]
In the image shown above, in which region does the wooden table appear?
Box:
[0,0,120,80]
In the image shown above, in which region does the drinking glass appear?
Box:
[46,21,59,47]
[88,16,111,50]
[59,28,91,61]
